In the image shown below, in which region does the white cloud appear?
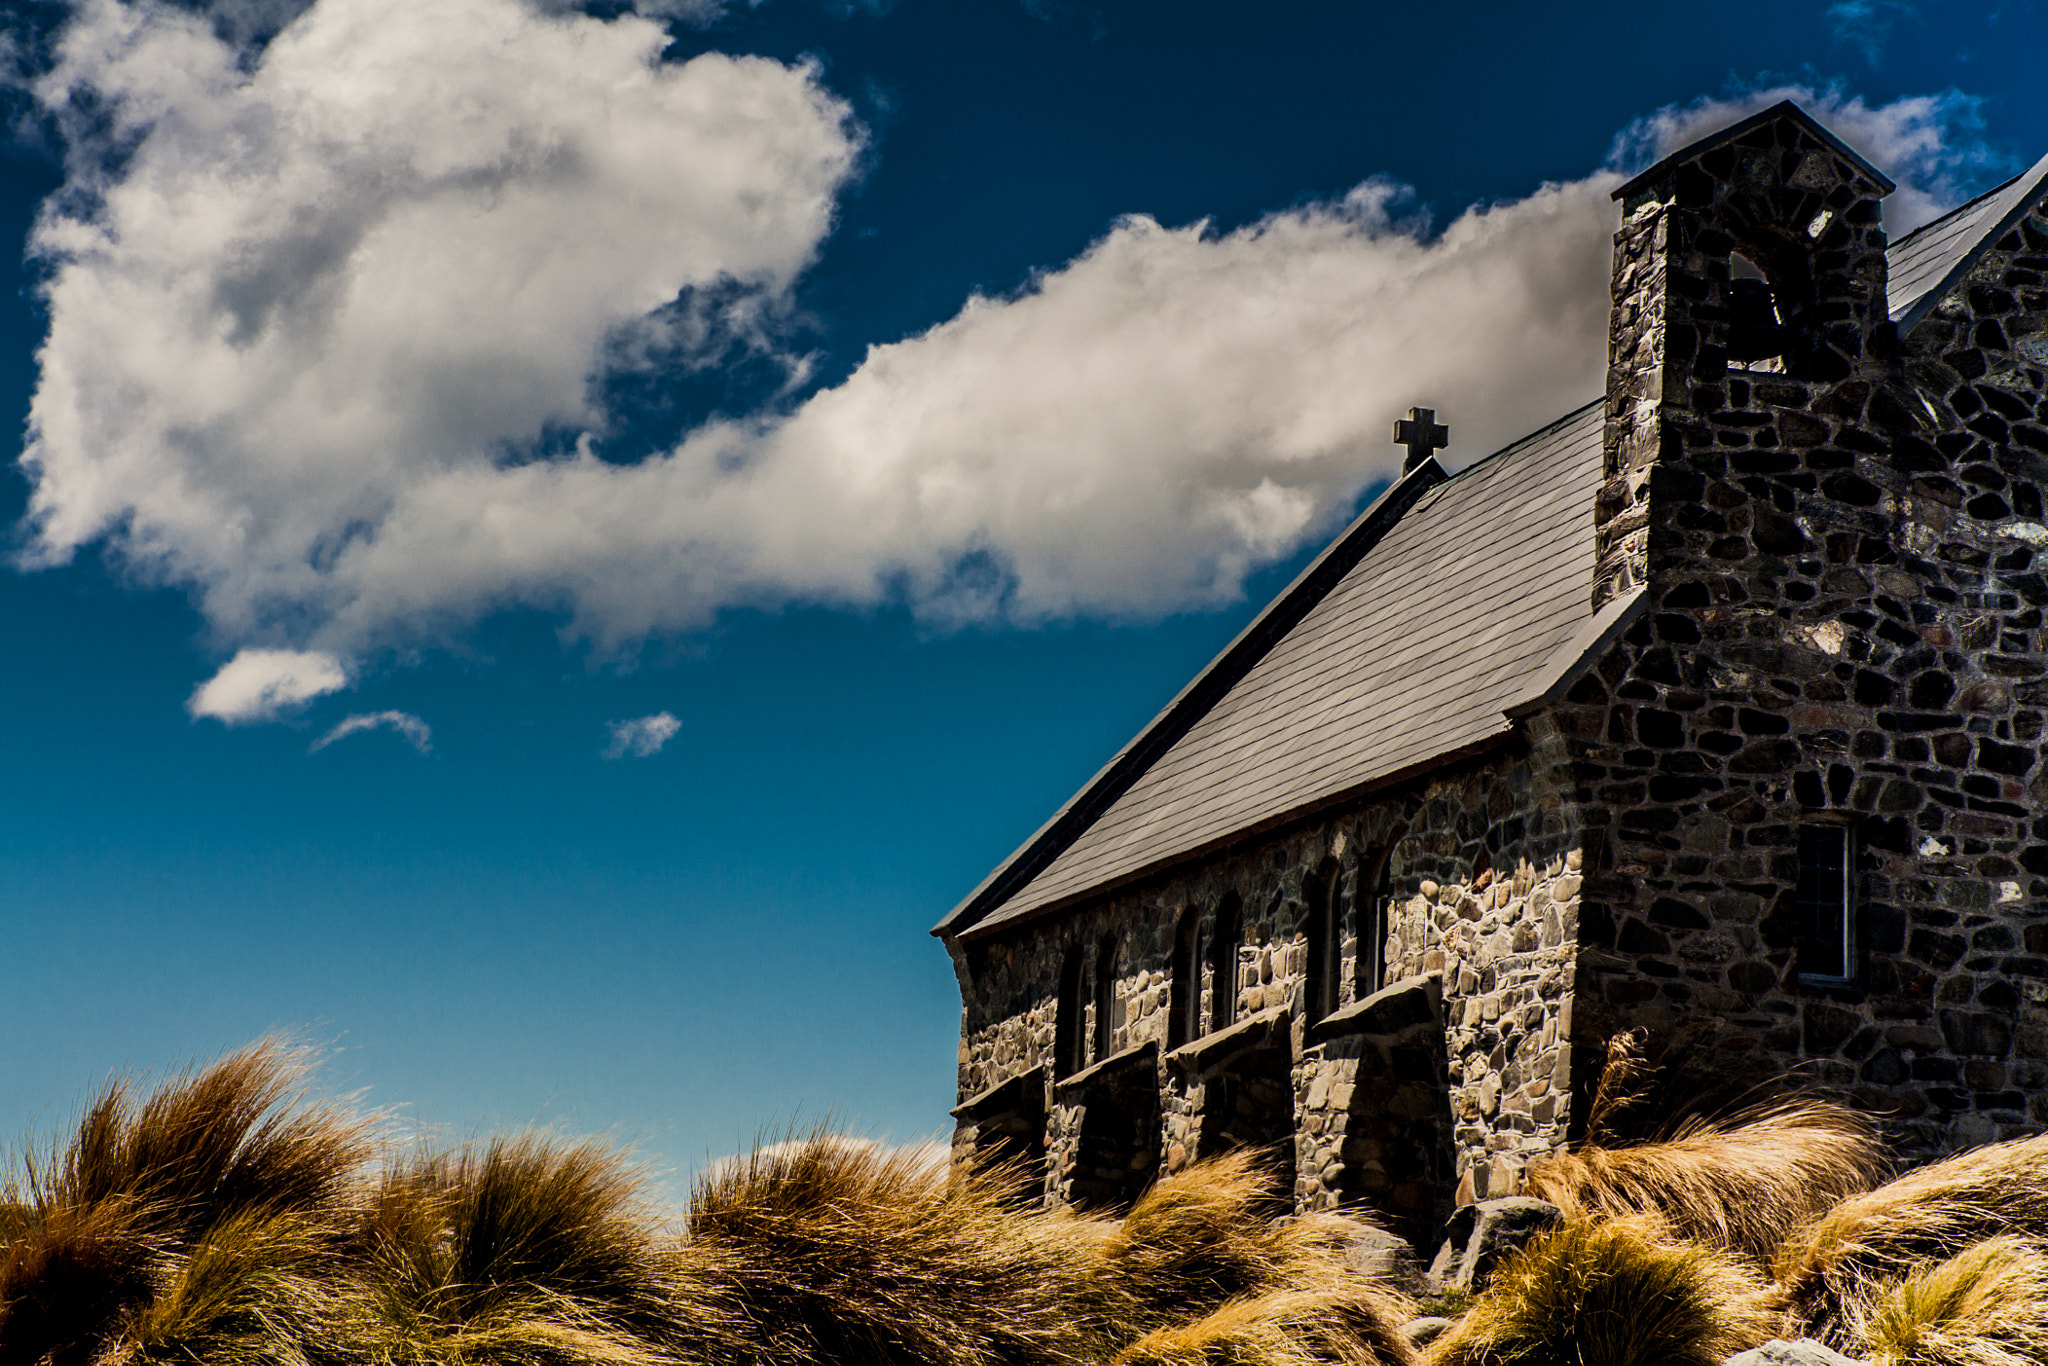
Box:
[311,709,432,753]
[603,711,681,758]
[20,0,858,638]
[188,647,348,722]
[14,30,2002,683]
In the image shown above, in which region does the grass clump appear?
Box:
[1425,1218,1784,1366]
[0,1045,1422,1366]
[0,1039,374,1366]
[1860,1237,2048,1366]
[1522,1096,1886,1265]
[684,1133,1101,1366]
[356,1136,726,1366]
[1085,1151,1415,1366]
[1523,1033,1886,1266]
[1112,1288,1409,1366]
[1776,1131,2048,1340]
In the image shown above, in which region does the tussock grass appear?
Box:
[1523,1096,1887,1264]
[0,1039,374,1366]
[1425,1218,1785,1366]
[684,1131,1104,1366]
[0,1046,1419,1366]
[1524,1033,1886,1265]
[1085,1151,1414,1364]
[1111,1288,1409,1366]
[358,1137,729,1366]
[1778,1133,2048,1342]
[1860,1237,2048,1366]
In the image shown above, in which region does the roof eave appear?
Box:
[1893,150,2048,336]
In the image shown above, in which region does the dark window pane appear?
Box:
[1796,824,1851,980]
[1054,952,1084,1077]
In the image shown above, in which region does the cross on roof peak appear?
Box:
[1394,407,1448,473]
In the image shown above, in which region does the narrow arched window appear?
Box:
[1054,950,1085,1078]
[1304,858,1342,1021]
[1356,844,1397,999]
[1208,893,1242,1032]
[1169,909,1202,1049]
[1091,933,1117,1063]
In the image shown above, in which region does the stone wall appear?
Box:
[947,743,1585,1235]
[1572,107,2048,1156]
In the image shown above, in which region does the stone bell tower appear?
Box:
[1591,101,1896,612]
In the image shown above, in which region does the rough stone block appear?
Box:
[1724,1341,1866,1366]
[1427,1196,1564,1293]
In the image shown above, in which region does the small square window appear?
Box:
[1796,824,1853,983]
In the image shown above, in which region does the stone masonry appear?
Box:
[1569,114,2048,1158]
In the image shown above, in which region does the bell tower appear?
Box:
[1591,102,1896,612]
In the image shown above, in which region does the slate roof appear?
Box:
[938,402,1608,938]
[1888,150,2048,332]
[935,147,2048,943]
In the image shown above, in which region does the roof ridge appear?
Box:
[1435,396,1604,485]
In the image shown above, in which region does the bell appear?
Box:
[1726,277,1786,362]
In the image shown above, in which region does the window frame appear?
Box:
[1168,909,1202,1050]
[1355,845,1396,1000]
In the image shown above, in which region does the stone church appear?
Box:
[933,102,2048,1242]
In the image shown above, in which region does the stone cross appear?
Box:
[1394,407,1449,472]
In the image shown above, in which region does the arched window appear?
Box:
[1356,843,1399,999]
[1304,858,1343,1021]
[1208,893,1242,1032]
[1054,950,1085,1078]
[1091,933,1118,1063]
[1169,908,1202,1049]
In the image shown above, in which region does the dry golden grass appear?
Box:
[1858,1237,2048,1366]
[0,1046,1420,1366]
[1425,1217,1785,1366]
[1523,1095,1887,1265]
[0,1040,374,1366]
[684,1131,1105,1366]
[356,1137,728,1366]
[94,1210,360,1366]
[1111,1288,1411,1366]
[1084,1151,1414,1365]
[1778,1133,2048,1342]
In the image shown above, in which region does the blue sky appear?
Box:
[1,0,2044,1186]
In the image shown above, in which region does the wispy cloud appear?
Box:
[311,710,432,754]
[188,648,348,723]
[603,712,681,759]
[1827,0,1919,65]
